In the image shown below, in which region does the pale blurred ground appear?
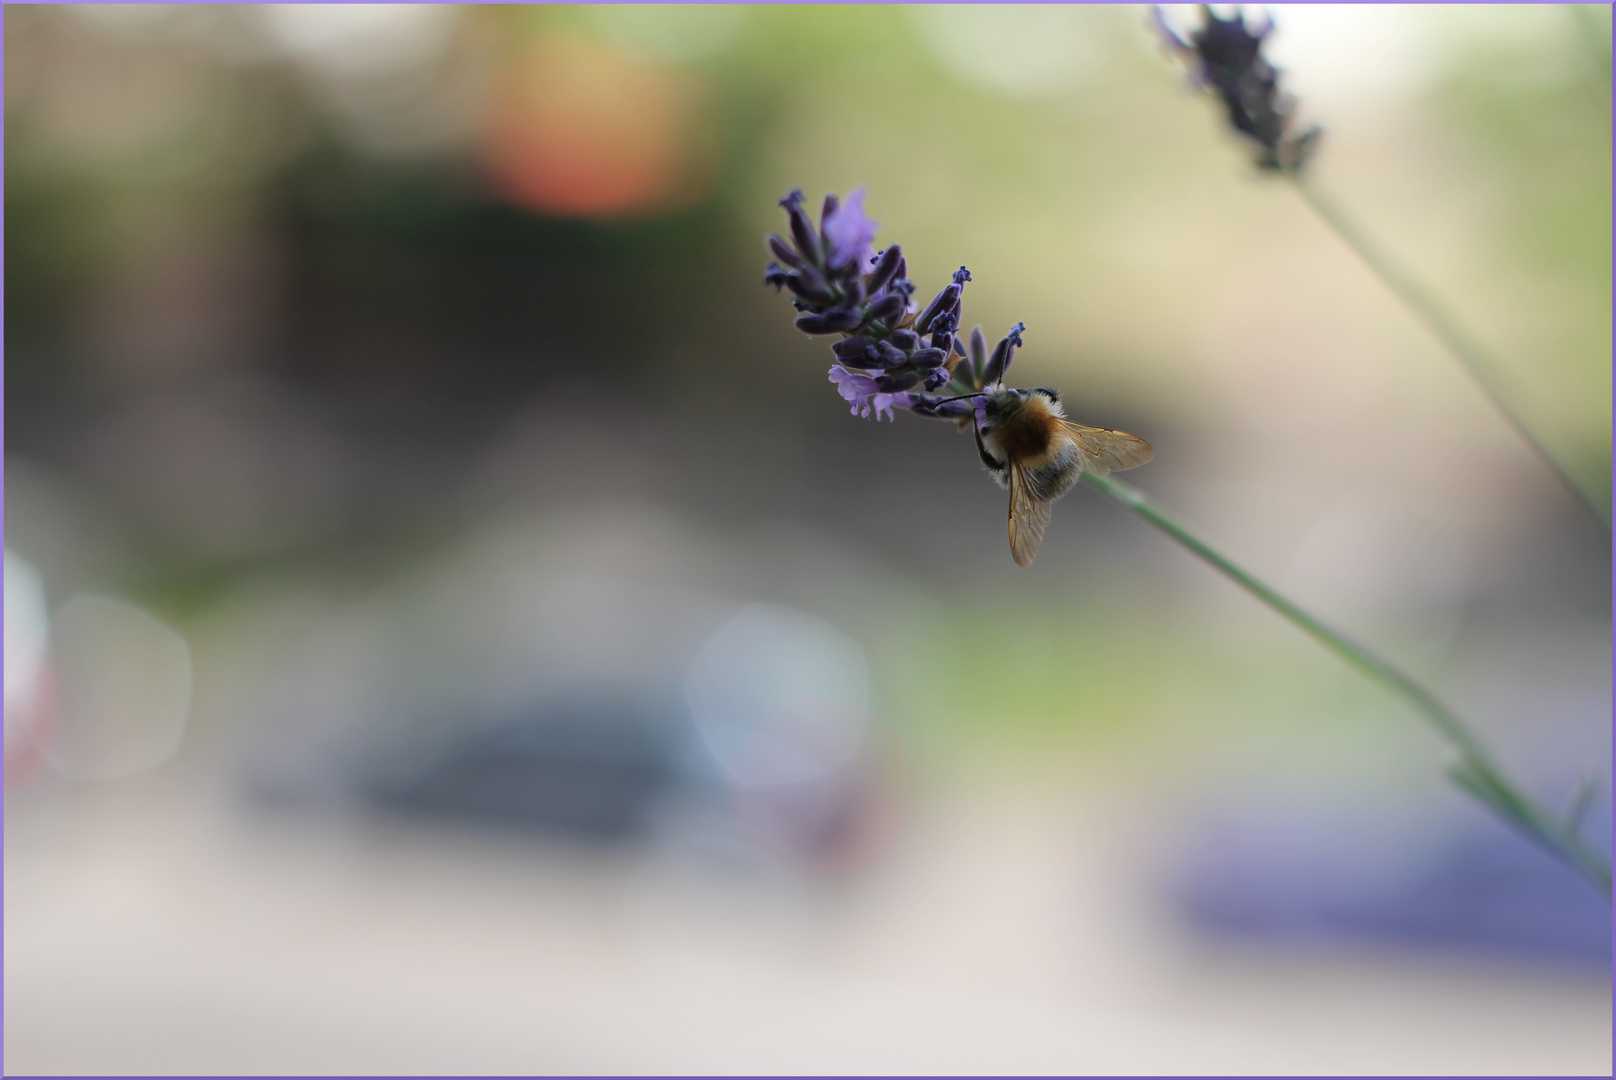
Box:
[5,769,1612,1076]
[5,4,1611,1075]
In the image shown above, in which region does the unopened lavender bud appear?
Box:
[953,353,976,388]
[888,329,920,353]
[832,336,880,365]
[952,266,972,285]
[843,275,867,310]
[908,393,974,420]
[909,347,947,368]
[875,370,922,392]
[824,307,863,332]
[763,263,792,291]
[795,307,861,335]
[951,334,966,357]
[794,313,834,334]
[820,192,839,229]
[832,336,906,369]
[768,234,805,269]
[981,321,1025,385]
[914,283,961,335]
[784,271,834,306]
[866,245,903,294]
[863,292,906,327]
[875,340,908,367]
[969,325,988,372]
[780,190,820,267]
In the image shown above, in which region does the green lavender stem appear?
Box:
[1081,470,1613,897]
[1287,176,1611,529]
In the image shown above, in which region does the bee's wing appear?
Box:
[1059,420,1153,475]
[1008,462,1054,568]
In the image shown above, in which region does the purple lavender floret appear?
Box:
[821,187,881,271]
[870,392,912,421]
[828,365,886,419]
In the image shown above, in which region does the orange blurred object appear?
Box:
[484,34,710,219]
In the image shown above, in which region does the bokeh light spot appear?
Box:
[484,34,707,219]
[911,4,1099,99]
[46,596,192,782]
[685,603,870,789]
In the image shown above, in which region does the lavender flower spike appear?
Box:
[1151,5,1320,173]
[767,186,1023,423]
[822,187,880,271]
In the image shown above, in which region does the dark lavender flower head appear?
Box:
[822,187,880,270]
[768,187,1027,424]
[1152,5,1320,173]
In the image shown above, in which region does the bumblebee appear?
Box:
[973,386,1153,567]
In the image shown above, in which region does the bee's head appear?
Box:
[981,386,1022,418]
[983,385,1061,419]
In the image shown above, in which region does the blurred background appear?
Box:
[5,4,1611,1073]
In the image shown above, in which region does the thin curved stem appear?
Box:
[1288,175,1611,530]
[1081,470,1612,897]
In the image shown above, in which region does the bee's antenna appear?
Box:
[930,391,987,405]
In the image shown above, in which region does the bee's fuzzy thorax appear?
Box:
[984,389,1063,464]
